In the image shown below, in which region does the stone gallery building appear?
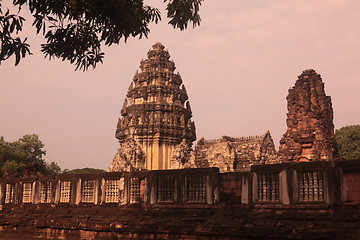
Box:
[1,43,359,239]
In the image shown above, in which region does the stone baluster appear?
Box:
[308,172,314,201]
[318,172,324,201]
[271,173,276,201]
[202,175,205,202]
[258,174,263,201]
[265,174,270,201]
[304,173,309,201]
[313,171,319,201]
[298,173,304,201]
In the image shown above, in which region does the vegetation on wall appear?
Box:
[335,125,360,160]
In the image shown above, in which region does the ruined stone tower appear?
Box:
[110,42,196,171]
[279,69,338,162]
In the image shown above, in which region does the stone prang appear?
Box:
[279,69,338,162]
[110,42,196,171]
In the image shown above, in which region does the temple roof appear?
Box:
[194,131,278,171]
[115,42,196,144]
[197,131,273,146]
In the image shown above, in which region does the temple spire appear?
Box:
[110,42,196,171]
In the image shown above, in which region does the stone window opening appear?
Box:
[129,178,140,204]
[5,183,15,204]
[105,179,121,203]
[40,181,52,203]
[59,181,71,203]
[186,175,207,203]
[257,172,280,202]
[81,179,95,203]
[297,170,324,202]
[22,182,33,203]
[157,176,175,203]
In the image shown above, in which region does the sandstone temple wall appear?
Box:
[0,160,360,240]
[0,168,220,206]
[1,160,360,207]
[1,160,360,239]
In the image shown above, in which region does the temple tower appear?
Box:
[279,69,338,162]
[110,42,196,171]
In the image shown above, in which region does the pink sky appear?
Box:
[1,0,359,170]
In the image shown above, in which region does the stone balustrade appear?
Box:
[222,159,360,205]
[0,168,220,206]
[1,160,360,207]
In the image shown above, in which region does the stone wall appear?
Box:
[1,161,360,239]
[220,172,245,203]
[2,161,360,206]
[343,171,360,201]
[337,160,360,202]
[1,204,360,240]
[0,168,220,206]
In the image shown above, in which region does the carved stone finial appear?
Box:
[152,42,165,50]
[182,85,187,94]
[121,98,128,116]
[128,82,133,91]
[186,101,191,111]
